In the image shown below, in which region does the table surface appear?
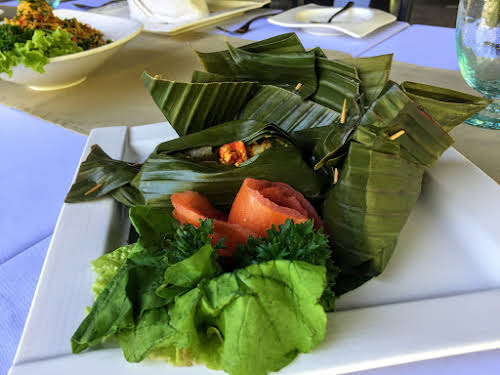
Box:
[1,2,499,375]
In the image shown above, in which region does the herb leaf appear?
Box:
[163,219,225,265]
[235,219,331,267]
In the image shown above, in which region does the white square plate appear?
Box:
[268,4,397,38]
[8,123,500,375]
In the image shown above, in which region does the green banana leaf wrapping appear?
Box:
[195,33,305,77]
[342,54,393,105]
[400,81,492,131]
[132,120,329,207]
[65,145,140,202]
[240,85,339,132]
[311,57,361,113]
[322,85,454,293]
[65,33,491,297]
[141,72,258,136]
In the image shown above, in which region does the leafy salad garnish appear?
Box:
[72,207,335,375]
[0,25,82,77]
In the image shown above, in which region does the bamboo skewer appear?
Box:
[340,99,347,124]
[389,130,406,141]
[84,183,103,196]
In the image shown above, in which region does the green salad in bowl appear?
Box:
[0,0,143,90]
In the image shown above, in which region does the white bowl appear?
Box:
[0,10,143,91]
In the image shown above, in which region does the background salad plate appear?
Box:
[268,4,397,37]
[0,10,143,91]
[96,0,270,35]
[8,122,500,375]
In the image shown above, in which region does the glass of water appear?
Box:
[456,0,500,129]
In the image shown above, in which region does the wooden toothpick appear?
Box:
[84,183,103,196]
[295,82,302,91]
[389,130,406,141]
[340,99,347,124]
[334,168,339,184]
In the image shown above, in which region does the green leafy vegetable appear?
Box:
[0,24,34,52]
[114,259,327,375]
[129,205,178,249]
[235,219,330,267]
[234,219,337,311]
[163,219,221,265]
[91,244,138,298]
[1,27,82,77]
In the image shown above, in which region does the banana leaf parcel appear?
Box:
[66,33,490,296]
[321,84,456,294]
[65,120,329,209]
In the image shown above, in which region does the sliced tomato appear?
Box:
[228,178,323,237]
[171,191,255,256]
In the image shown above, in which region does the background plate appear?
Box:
[268,4,397,38]
[8,123,500,375]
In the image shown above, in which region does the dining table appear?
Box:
[1,1,499,374]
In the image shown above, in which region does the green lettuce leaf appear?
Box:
[71,246,169,353]
[90,244,138,298]
[157,244,220,298]
[129,205,177,248]
[114,259,327,375]
[199,260,327,375]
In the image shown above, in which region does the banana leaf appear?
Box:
[222,43,318,99]
[341,54,393,105]
[400,81,492,132]
[141,72,259,136]
[191,70,237,83]
[111,185,145,207]
[196,33,306,77]
[240,85,339,132]
[311,57,362,114]
[131,120,329,207]
[312,114,358,171]
[65,145,140,203]
[322,85,455,294]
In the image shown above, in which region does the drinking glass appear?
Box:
[48,0,60,8]
[456,0,500,129]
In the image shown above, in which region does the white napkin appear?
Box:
[128,0,210,25]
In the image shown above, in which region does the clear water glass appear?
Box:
[456,0,500,129]
[48,0,61,8]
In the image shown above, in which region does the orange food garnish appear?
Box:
[228,178,323,238]
[219,141,248,167]
[171,191,257,257]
